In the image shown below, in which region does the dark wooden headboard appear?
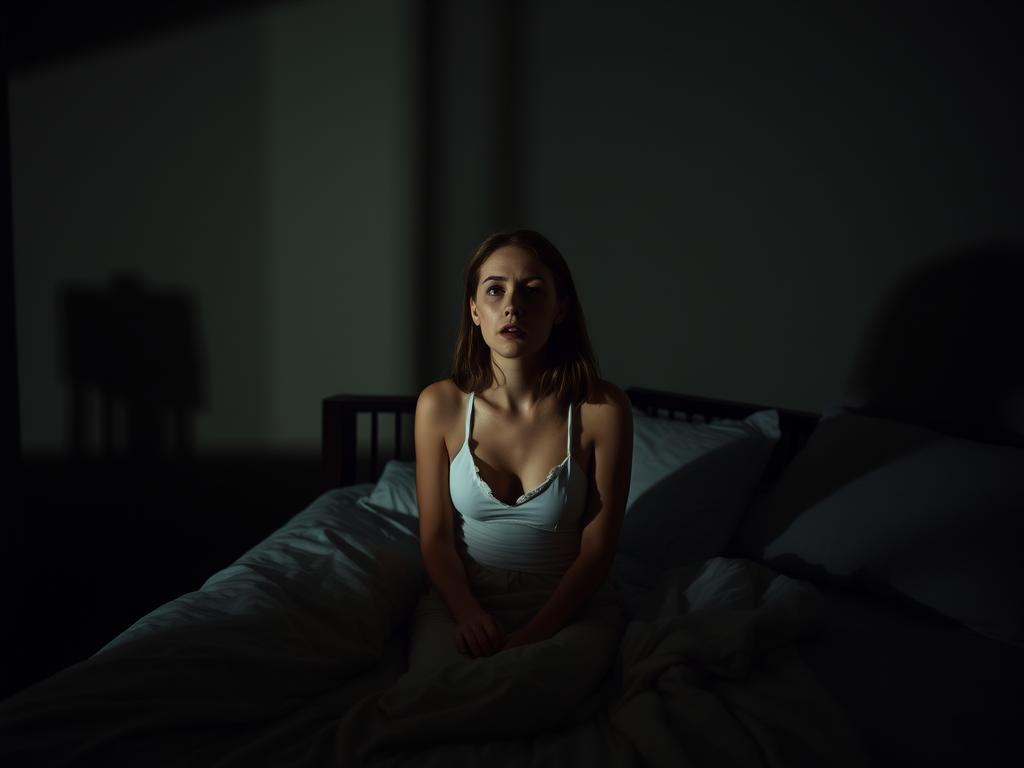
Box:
[320,387,821,491]
[321,394,418,490]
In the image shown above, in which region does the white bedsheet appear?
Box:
[0,486,869,767]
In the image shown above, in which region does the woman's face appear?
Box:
[469,245,567,363]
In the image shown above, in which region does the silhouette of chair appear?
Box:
[61,273,202,457]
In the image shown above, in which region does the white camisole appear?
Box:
[448,391,588,576]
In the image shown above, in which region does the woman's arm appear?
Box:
[506,382,633,647]
[415,383,504,656]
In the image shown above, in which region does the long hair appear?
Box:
[451,229,600,405]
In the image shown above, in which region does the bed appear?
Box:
[2,385,1022,767]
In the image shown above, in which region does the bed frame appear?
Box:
[321,387,821,491]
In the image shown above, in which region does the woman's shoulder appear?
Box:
[580,379,631,412]
[578,379,632,436]
[416,378,467,427]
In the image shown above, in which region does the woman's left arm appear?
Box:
[505,383,633,648]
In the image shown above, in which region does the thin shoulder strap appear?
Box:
[566,400,574,458]
[464,391,475,443]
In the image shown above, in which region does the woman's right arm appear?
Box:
[414,383,504,657]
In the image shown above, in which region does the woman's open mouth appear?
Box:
[499,325,525,339]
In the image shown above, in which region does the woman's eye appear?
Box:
[483,283,541,297]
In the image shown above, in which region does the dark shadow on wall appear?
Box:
[413,0,532,388]
[492,0,527,228]
[6,276,323,701]
[18,269,315,694]
[60,272,204,458]
[844,243,1024,445]
[721,244,1024,578]
[7,3,297,699]
[413,0,441,389]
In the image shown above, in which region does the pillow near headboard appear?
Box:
[729,409,1024,646]
[618,407,781,572]
[360,459,419,517]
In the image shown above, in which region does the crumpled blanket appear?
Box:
[331,556,871,767]
[609,557,871,767]
[0,488,870,767]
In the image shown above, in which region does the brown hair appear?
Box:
[451,229,600,405]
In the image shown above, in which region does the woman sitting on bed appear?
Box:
[412,228,633,658]
[335,229,632,760]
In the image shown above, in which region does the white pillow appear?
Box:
[730,410,1024,645]
[618,407,781,571]
[361,459,419,517]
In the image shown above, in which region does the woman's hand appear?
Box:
[454,609,505,657]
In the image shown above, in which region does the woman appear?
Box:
[413,228,633,660]
[335,229,632,762]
